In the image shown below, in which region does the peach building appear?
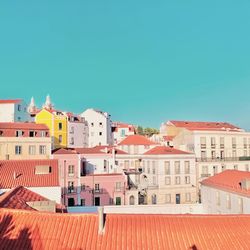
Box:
[0,122,51,160]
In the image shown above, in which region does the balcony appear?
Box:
[200,144,206,149]
[196,157,250,162]
[201,174,211,178]
[93,188,107,194]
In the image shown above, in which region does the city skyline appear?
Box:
[1,1,250,128]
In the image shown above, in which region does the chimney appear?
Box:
[240,179,250,190]
[98,206,105,234]
[13,171,16,179]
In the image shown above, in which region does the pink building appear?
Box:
[53,148,127,207]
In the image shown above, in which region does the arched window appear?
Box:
[151,194,157,205]
[129,195,135,205]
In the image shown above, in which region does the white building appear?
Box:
[66,112,89,148]
[80,108,113,147]
[112,122,136,144]
[201,170,250,214]
[0,99,30,122]
[162,121,250,184]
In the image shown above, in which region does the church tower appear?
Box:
[43,94,53,110]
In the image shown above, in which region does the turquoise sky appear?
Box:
[1,1,250,129]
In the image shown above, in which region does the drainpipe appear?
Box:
[77,154,81,205]
[64,160,66,205]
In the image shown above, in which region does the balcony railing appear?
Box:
[196,157,250,162]
[201,174,211,178]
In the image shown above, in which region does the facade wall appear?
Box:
[0,137,51,160]
[0,100,30,122]
[80,109,113,147]
[67,121,88,148]
[113,127,135,144]
[201,185,250,214]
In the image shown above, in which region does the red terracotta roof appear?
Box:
[0,159,59,188]
[144,146,191,155]
[0,208,98,250]
[0,122,49,137]
[169,120,242,132]
[1,210,250,249]
[113,122,136,132]
[0,186,65,213]
[118,135,157,146]
[0,99,22,104]
[201,170,250,197]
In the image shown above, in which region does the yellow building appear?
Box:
[35,109,68,149]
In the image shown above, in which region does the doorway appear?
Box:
[176,194,181,204]
[95,197,100,206]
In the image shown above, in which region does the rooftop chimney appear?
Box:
[98,206,105,234]
[240,179,250,190]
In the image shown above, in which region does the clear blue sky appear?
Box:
[1,1,250,129]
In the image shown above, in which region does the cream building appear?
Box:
[0,122,51,160]
[201,170,250,214]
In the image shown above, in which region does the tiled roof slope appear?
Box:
[53,146,128,155]
[0,209,98,250]
[0,99,21,104]
[169,120,243,132]
[0,160,59,188]
[201,170,250,197]
[0,186,65,213]
[118,135,157,146]
[144,146,191,155]
[1,210,250,249]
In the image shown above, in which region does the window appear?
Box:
[232,150,237,159]
[164,161,170,175]
[99,122,103,126]
[29,131,35,137]
[68,165,75,176]
[175,176,180,185]
[81,184,85,191]
[244,138,247,149]
[226,194,231,209]
[174,161,180,174]
[115,197,121,205]
[39,145,46,155]
[68,181,74,193]
[234,165,238,170]
[17,104,21,111]
[41,131,46,137]
[220,150,224,159]
[244,150,247,157]
[232,137,236,148]
[153,176,156,185]
[115,182,122,191]
[185,193,191,202]
[124,160,129,169]
[129,195,135,205]
[184,161,190,174]
[185,176,190,184]
[152,165,156,174]
[220,137,225,148]
[29,145,36,155]
[95,184,100,192]
[68,198,75,207]
[211,151,216,159]
[121,129,126,137]
[213,166,218,175]
[70,127,74,134]
[99,132,102,136]
[165,177,171,185]
[15,145,22,155]
[200,137,206,148]
[211,137,216,148]
[202,166,208,175]
[59,135,62,143]
[151,194,157,204]
[104,160,108,172]
[59,123,62,130]
[216,191,220,206]
[70,137,74,145]
[81,199,85,206]
[201,151,206,160]
[109,198,113,205]
[91,122,94,127]
[165,194,171,203]
[15,130,23,137]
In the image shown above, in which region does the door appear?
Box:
[68,198,75,207]
[95,197,100,206]
[115,197,121,205]
[176,194,180,204]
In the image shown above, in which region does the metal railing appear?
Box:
[196,157,250,162]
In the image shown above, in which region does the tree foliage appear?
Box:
[136,126,159,137]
